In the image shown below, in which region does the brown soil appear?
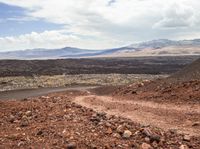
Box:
[75,94,200,136]
[114,80,200,104]
[0,83,200,148]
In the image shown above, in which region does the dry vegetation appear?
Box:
[0,74,166,91]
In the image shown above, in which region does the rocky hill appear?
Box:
[114,57,200,104]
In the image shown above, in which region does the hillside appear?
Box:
[0,47,103,59]
[169,57,200,81]
[114,57,200,104]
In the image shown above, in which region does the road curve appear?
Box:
[0,86,97,100]
[74,95,200,136]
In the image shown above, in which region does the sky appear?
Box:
[0,0,200,51]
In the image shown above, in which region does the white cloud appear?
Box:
[154,3,196,28]
[0,0,200,51]
[0,30,123,51]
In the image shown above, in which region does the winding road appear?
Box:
[1,86,199,137]
[74,95,200,136]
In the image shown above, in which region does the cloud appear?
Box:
[0,30,123,51]
[6,16,38,22]
[154,3,196,28]
[0,0,200,51]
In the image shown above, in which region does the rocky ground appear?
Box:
[114,80,200,104]
[1,57,199,149]
[0,86,200,149]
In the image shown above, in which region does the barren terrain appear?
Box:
[0,83,200,148]
[0,57,199,149]
[75,80,200,137]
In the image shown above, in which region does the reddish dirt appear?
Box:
[74,95,200,136]
[0,78,200,148]
[114,80,200,104]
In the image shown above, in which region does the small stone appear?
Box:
[36,130,43,136]
[18,111,23,117]
[150,134,160,143]
[75,132,80,136]
[141,124,150,128]
[138,83,144,87]
[21,115,28,120]
[192,122,200,127]
[90,144,97,149]
[105,144,111,149]
[113,133,121,138]
[123,130,132,138]
[25,111,32,117]
[140,143,153,149]
[179,144,189,149]
[152,141,158,148]
[183,135,191,141]
[97,112,106,117]
[17,141,25,146]
[116,125,124,134]
[142,128,160,142]
[144,137,150,143]
[16,127,21,131]
[20,120,29,127]
[98,122,104,126]
[66,142,76,149]
[106,128,113,134]
[105,122,112,127]
[169,129,178,134]
[20,116,29,127]
[142,128,152,137]
[9,115,15,123]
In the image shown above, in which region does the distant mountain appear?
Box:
[0,47,104,59]
[129,39,177,49]
[0,39,200,59]
[96,39,200,57]
[129,39,200,49]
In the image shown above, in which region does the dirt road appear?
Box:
[74,94,200,136]
[1,86,199,137]
[1,86,200,148]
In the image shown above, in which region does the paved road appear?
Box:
[0,86,97,100]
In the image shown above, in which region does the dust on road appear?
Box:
[74,95,200,136]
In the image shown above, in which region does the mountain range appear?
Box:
[0,39,200,59]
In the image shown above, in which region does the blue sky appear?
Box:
[0,3,63,37]
[0,0,200,51]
